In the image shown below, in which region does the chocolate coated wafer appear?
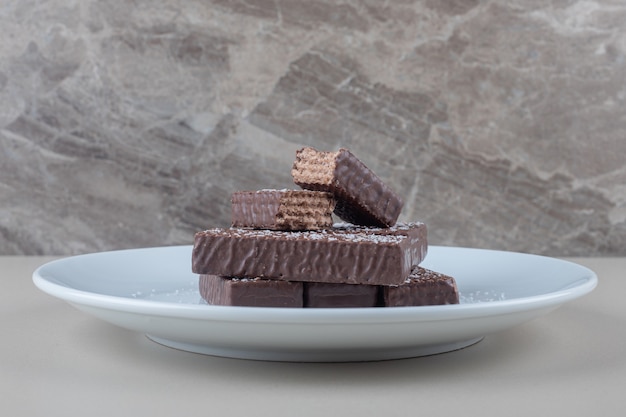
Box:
[304,282,380,308]
[383,267,460,306]
[199,266,457,308]
[291,147,403,227]
[192,222,427,286]
[199,275,304,307]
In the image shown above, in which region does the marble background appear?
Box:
[1,0,625,256]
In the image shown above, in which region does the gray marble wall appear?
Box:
[1,0,625,256]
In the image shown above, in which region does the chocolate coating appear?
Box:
[383,267,460,306]
[304,282,380,308]
[192,222,427,286]
[198,266,457,308]
[199,275,303,307]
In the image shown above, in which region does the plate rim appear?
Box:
[32,245,598,324]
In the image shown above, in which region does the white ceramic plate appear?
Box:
[33,246,597,362]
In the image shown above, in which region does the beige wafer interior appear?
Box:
[291,148,338,186]
[276,191,335,229]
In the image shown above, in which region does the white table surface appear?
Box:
[2,255,624,417]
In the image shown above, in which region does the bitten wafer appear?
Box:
[291,147,403,227]
[231,189,335,231]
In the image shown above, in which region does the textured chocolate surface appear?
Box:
[383,267,459,307]
[199,275,303,307]
[192,222,427,285]
[231,189,335,231]
[291,147,404,227]
[304,282,380,308]
[199,266,457,308]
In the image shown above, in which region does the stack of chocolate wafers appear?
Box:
[192,147,459,308]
